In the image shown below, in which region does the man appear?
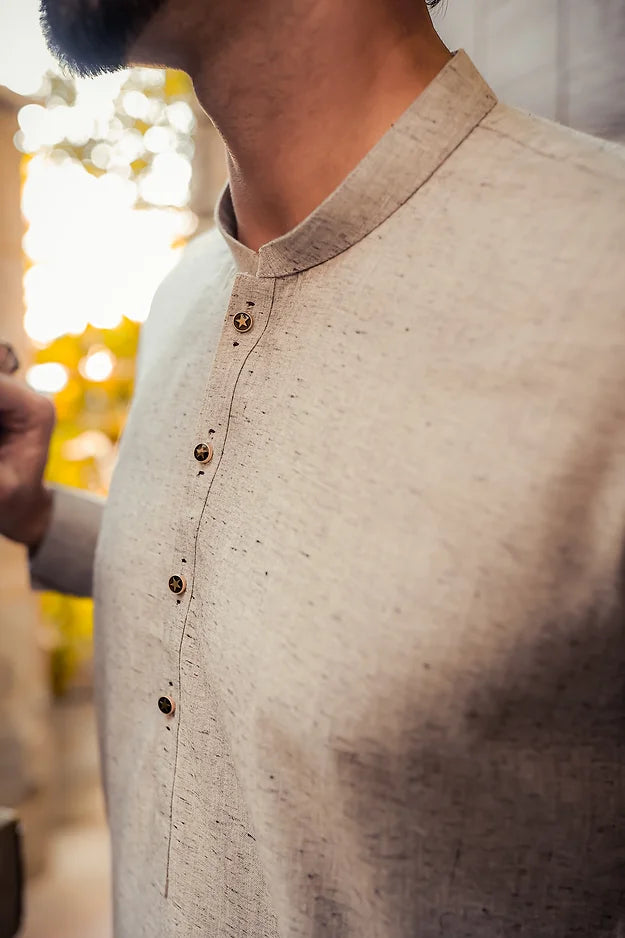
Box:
[1,0,624,933]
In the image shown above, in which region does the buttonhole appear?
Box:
[197,470,205,476]
[233,341,239,347]
[176,600,181,605]
[169,681,173,686]
[208,428,215,435]
[166,726,171,731]
[246,301,255,307]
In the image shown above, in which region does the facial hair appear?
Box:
[40,0,167,78]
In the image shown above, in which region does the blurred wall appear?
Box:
[0,89,52,876]
[435,0,625,141]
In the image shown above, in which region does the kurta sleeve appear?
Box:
[29,484,105,598]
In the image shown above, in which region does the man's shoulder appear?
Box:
[474,102,625,189]
[152,224,233,308]
[145,223,235,335]
[135,225,234,384]
[386,101,625,325]
[432,101,625,292]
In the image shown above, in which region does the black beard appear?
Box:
[39,0,166,78]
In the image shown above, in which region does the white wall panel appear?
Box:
[433,0,625,140]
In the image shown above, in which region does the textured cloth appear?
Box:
[30,484,104,597]
[31,51,625,937]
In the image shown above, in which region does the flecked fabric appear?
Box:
[31,51,625,937]
[30,484,103,597]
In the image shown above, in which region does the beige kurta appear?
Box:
[31,52,625,937]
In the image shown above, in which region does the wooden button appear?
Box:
[194,442,213,463]
[233,311,253,333]
[158,696,175,716]
[168,574,186,595]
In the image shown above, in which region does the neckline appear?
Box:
[215,50,496,279]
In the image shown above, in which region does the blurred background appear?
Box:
[0,0,623,935]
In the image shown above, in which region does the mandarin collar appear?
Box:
[215,50,496,279]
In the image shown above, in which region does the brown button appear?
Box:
[168,574,186,595]
[233,311,253,333]
[158,695,175,716]
[194,442,213,463]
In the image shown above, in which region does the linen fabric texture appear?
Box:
[31,52,625,937]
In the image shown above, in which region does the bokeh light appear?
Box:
[16,65,198,345]
[1,14,200,690]
[78,347,116,382]
[21,151,191,343]
[26,362,70,394]
[0,0,56,96]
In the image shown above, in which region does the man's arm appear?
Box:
[0,372,104,598]
[29,484,105,598]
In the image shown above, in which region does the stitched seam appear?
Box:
[264,96,498,280]
[478,122,625,183]
[164,276,278,896]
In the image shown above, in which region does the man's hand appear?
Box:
[0,373,56,551]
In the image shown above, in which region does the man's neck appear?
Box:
[190,1,451,252]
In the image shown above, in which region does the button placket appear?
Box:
[166,275,273,596]
[162,272,276,881]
